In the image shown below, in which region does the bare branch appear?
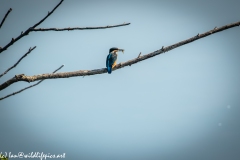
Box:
[31,23,131,31]
[137,52,142,58]
[0,20,240,91]
[0,46,36,78]
[52,64,64,73]
[0,65,64,101]
[0,0,64,54]
[0,8,12,28]
[32,0,64,28]
[0,0,130,54]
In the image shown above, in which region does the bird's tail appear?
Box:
[107,66,112,74]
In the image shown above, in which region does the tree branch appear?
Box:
[32,0,64,28]
[0,46,36,78]
[0,65,64,101]
[0,0,64,54]
[0,0,130,54]
[0,20,239,91]
[31,23,131,31]
[0,8,12,28]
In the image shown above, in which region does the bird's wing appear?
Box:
[106,53,117,67]
[106,53,113,67]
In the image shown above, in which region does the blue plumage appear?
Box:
[106,52,117,74]
[106,47,124,74]
[106,54,113,73]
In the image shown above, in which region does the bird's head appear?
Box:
[109,47,124,54]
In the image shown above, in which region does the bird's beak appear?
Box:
[118,49,124,53]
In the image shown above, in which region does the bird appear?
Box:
[106,47,124,74]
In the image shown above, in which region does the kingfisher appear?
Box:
[106,47,124,74]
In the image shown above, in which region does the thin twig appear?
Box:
[32,0,64,28]
[0,20,240,91]
[0,8,12,28]
[0,0,64,54]
[137,52,141,58]
[0,0,130,54]
[31,23,131,31]
[0,46,36,78]
[52,64,64,73]
[0,65,64,101]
